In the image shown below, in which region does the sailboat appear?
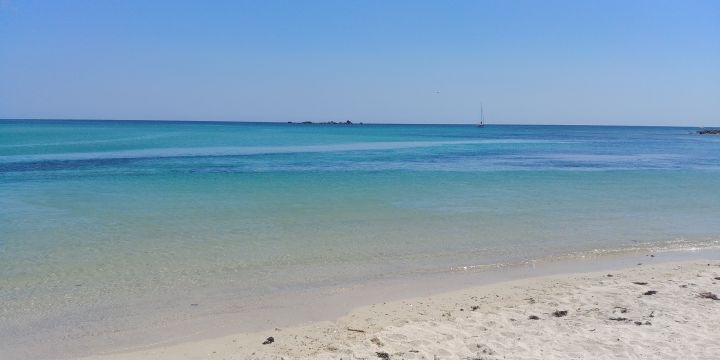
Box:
[477,104,485,127]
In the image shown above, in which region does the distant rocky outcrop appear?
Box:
[288,120,360,125]
[323,120,354,125]
[697,129,720,135]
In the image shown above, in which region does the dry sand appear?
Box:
[81,261,720,359]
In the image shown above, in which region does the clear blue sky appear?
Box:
[0,0,718,125]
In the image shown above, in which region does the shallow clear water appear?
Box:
[1,120,720,344]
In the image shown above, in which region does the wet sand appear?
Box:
[80,259,720,359]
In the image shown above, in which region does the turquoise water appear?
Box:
[2,120,720,351]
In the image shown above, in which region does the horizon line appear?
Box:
[0,118,715,128]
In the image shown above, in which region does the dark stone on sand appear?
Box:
[606,274,614,277]
[610,317,629,321]
[643,290,658,296]
[632,282,648,285]
[699,292,719,300]
[552,310,568,317]
[370,337,384,346]
[528,315,540,320]
[714,277,720,280]
[631,321,652,326]
[376,351,390,359]
[262,336,274,345]
[471,305,480,311]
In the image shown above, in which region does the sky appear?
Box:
[0,0,718,125]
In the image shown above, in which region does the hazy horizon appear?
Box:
[1,0,718,126]
[0,118,717,127]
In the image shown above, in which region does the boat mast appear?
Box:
[480,103,484,125]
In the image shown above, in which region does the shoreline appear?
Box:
[78,255,720,359]
[4,244,718,360]
[14,247,711,360]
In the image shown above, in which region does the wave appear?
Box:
[0,139,551,164]
[448,237,720,273]
[0,133,180,149]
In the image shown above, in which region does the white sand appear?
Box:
[82,261,720,360]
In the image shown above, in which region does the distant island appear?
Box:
[287,120,361,125]
[697,129,720,135]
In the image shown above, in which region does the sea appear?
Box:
[1,120,720,357]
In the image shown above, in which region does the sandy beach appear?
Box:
[78,260,720,360]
